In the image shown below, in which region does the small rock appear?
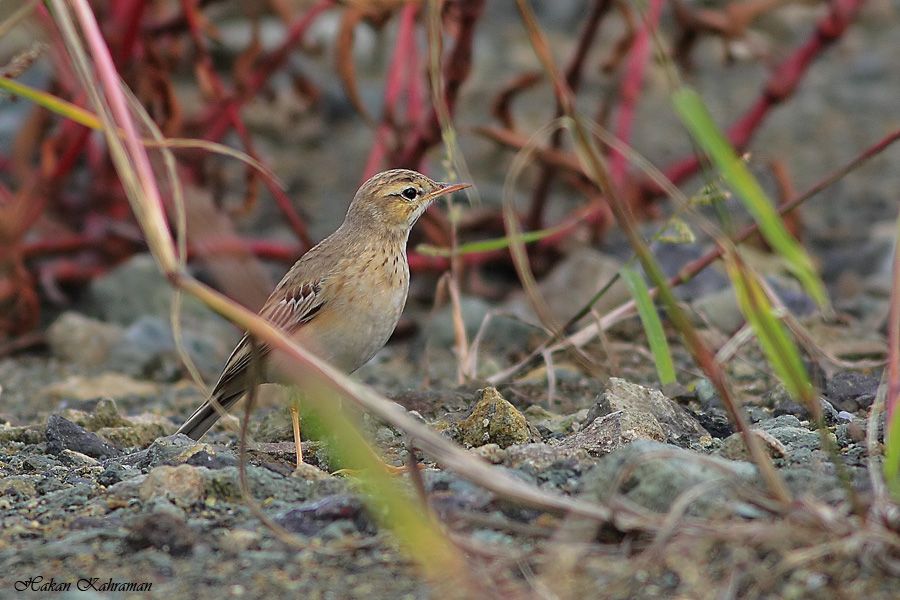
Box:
[276,494,373,536]
[552,410,665,455]
[58,449,100,467]
[203,465,325,503]
[219,529,261,555]
[767,385,839,424]
[46,311,123,367]
[457,387,541,448]
[718,429,788,461]
[692,287,744,334]
[41,373,158,404]
[253,409,294,443]
[503,247,628,327]
[424,471,496,515]
[291,463,332,481]
[755,416,826,460]
[107,315,234,381]
[504,443,590,472]
[586,378,708,446]
[185,450,238,469]
[139,464,206,507]
[97,421,172,449]
[0,475,38,497]
[84,397,132,429]
[116,434,213,469]
[98,463,139,487]
[425,295,491,347]
[472,443,507,464]
[825,371,880,412]
[0,423,45,444]
[524,406,588,439]
[46,415,121,459]
[582,440,757,517]
[690,407,734,439]
[124,512,196,556]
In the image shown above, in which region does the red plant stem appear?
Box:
[111,0,147,65]
[396,0,485,168]
[362,3,420,180]
[204,0,334,142]
[526,0,612,229]
[181,0,314,248]
[637,0,866,204]
[608,0,663,187]
[22,235,100,258]
[405,8,425,125]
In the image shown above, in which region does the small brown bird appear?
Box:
[177,169,469,466]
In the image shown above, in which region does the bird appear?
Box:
[176,169,470,468]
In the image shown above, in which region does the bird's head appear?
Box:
[345,169,470,231]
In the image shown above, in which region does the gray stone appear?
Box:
[202,465,337,503]
[692,287,744,334]
[83,254,205,325]
[582,440,758,517]
[107,315,235,381]
[552,410,666,455]
[124,512,196,556]
[504,442,591,472]
[45,311,123,367]
[139,464,207,508]
[40,373,159,405]
[503,247,629,327]
[825,371,880,412]
[114,434,213,470]
[586,378,708,446]
[424,295,491,347]
[45,415,121,460]
[718,429,788,461]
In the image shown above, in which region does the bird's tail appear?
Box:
[176,388,245,440]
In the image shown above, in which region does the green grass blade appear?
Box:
[0,75,102,128]
[621,266,677,385]
[885,404,900,500]
[416,225,563,257]
[724,252,814,402]
[673,87,828,308]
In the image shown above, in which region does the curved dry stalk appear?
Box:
[123,88,210,395]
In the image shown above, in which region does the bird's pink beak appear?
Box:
[424,181,471,202]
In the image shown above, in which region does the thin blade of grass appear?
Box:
[300,383,470,586]
[885,407,900,500]
[883,210,900,499]
[415,224,563,257]
[673,87,828,308]
[620,266,676,385]
[723,252,814,403]
[0,76,283,189]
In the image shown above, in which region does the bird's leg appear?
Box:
[289,390,303,468]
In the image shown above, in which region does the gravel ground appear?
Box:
[1,2,899,598]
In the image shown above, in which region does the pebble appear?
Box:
[45,415,121,459]
[585,378,709,445]
[45,311,123,367]
[456,387,541,448]
[139,464,207,508]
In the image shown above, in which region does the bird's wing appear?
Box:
[211,277,326,398]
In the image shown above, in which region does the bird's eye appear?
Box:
[401,187,418,200]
